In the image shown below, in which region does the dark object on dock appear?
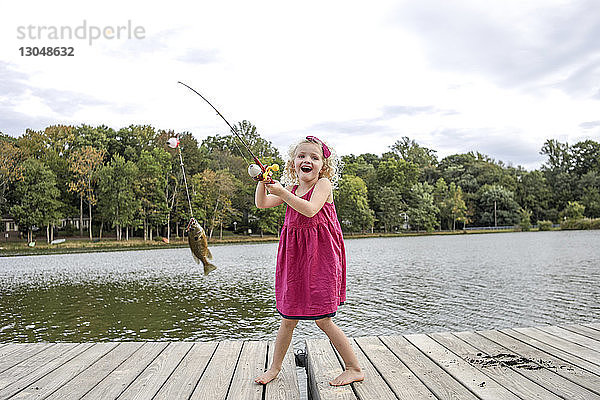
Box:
[466,352,544,370]
[295,348,307,368]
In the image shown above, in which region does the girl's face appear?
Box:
[294,142,324,182]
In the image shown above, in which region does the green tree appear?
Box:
[0,135,25,214]
[16,129,47,159]
[515,169,553,222]
[439,153,478,193]
[477,185,520,226]
[40,126,78,226]
[136,149,169,240]
[407,182,439,232]
[390,136,438,182]
[191,169,240,239]
[10,159,62,243]
[433,178,450,229]
[336,175,374,232]
[540,139,573,212]
[341,154,378,224]
[437,152,518,225]
[116,125,159,162]
[571,140,600,177]
[97,155,139,240]
[68,146,106,239]
[375,156,419,232]
[448,183,467,230]
[376,158,419,191]
[560,201,585,220]
[375,186,407,232]
[578,171,600,218]
[519,208,532,231]
[581,187,600,218]
[72,124,109,151]
[342,155,376,181]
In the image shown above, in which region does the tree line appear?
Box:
[1,123,599,242]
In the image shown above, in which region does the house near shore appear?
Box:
[1,215,20,240]
[2,215,90,240]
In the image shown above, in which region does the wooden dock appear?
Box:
[0,323,598,399]
[306,322,600,400]
[0,340,299,400]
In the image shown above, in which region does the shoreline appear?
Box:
[0,227,560,257]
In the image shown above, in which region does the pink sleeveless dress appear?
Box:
[275,184,347,319]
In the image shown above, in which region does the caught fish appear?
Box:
[186,218,217,274]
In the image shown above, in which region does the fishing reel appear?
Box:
[248,163,279,184]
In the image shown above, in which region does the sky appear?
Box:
[1,0,599,170]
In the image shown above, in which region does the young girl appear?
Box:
[254,136,364,386]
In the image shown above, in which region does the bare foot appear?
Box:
[255,367,280,385]
[329,368,364,386]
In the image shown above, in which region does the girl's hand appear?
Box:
[265,180,285,196]
[255,180,285,209]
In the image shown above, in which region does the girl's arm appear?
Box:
[266,178,331,218]
[255,181,285,208]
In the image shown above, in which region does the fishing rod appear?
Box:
[177,81,279,183]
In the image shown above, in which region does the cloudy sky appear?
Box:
[2,0,599,169]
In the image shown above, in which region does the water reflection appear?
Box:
[1,231,599,344]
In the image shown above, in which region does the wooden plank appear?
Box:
[406,333,520,400]
[227,341,267,400]
[380,335,478,400]
[10,343,118,399]
[430,331,562,400]
[342,339,397,400]
[584,323,600,331]
[0,343,14,353]
[502,328,600,376]
[46,342,144,400]
[80,342,168,400]
[478,330,600,399]
[513,327,600,366]
[0,343,51,374]
[355,336,435,400]
[561,324,600,342]
[305,339,356,400]
[117,342,193,400]
[0,343,92,398]
[0,344,37,363]
[264,341,300,400]
[153,342,218,400]
[189,340,243,400]
[536,325,600,352]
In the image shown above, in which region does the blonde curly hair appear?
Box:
[280,137,343,188]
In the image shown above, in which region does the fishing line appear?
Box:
[167,137,194,221]
[178,148,194,219]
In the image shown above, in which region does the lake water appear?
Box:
[1,230,599,345]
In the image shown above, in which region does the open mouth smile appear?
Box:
[300,165,313,173]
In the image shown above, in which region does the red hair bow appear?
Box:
[306,136,331,158]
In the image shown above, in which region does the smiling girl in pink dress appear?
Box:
[254,136,363,386]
